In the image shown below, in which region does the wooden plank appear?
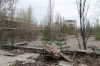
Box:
[43,47,59,59]
[43,47,51,53]
[71,51,77,62]
[59,52,71,62]
[36,52,43,62]
[43,44,60,58]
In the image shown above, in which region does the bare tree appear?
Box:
[76,0,90,50]
[16,9,25,39]
[55,13,62,35]
[75,24,81,49]
[26,6,33,39]
[8,0,18,48]
[0,0,17,48]
[47,0,55,28]
[16,6,37,41]
[42,0,55,45]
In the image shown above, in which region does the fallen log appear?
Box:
[71,51,77,62]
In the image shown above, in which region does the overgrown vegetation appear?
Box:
[41,0,55,45]
[42,27,52,41]
[95,35,100,40]
[55,23,70,50]
[27,56,37,60]
[9,64,15,66]
[55,34,70,50]
[17,6,38,40]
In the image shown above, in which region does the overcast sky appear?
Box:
[16,0,97,24]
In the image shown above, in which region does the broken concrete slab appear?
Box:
[59,61,74,66]
[0,49,10,55]
[15,41,28,46]
[77,49,94,54]
[77,64,87,66]
[3,53,15,57]
[0,53,39,66]
[59,52,72,62]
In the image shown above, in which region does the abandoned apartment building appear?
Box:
[63,20,76,34]
[63,20,76,27]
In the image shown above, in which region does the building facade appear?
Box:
[63,20,76,35]
[63,20,76,27]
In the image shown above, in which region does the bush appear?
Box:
[95,35,100,40]
[56,37,66,41]
[19,31,25,39]
[42,37,52,41]
[55,41,70,50]
[55,33,69,50]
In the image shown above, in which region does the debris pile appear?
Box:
[11,60,52,66]
[3,44,100,66]
[36,44,100,66]
[10,49,37,55]
[74,55,100,66]
[10,49,25,55]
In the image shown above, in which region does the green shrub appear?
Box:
[27,56,36,60]
[56,37,66,41]
[95,35,100,40]
[19,31,25,39]
[42,37,52,41]
[42,41,53,45]
[9,64,15,66]
[55,41,70,50]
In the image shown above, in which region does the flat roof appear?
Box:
[64,20,76,22]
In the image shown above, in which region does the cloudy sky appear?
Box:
[16,0,97,24]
